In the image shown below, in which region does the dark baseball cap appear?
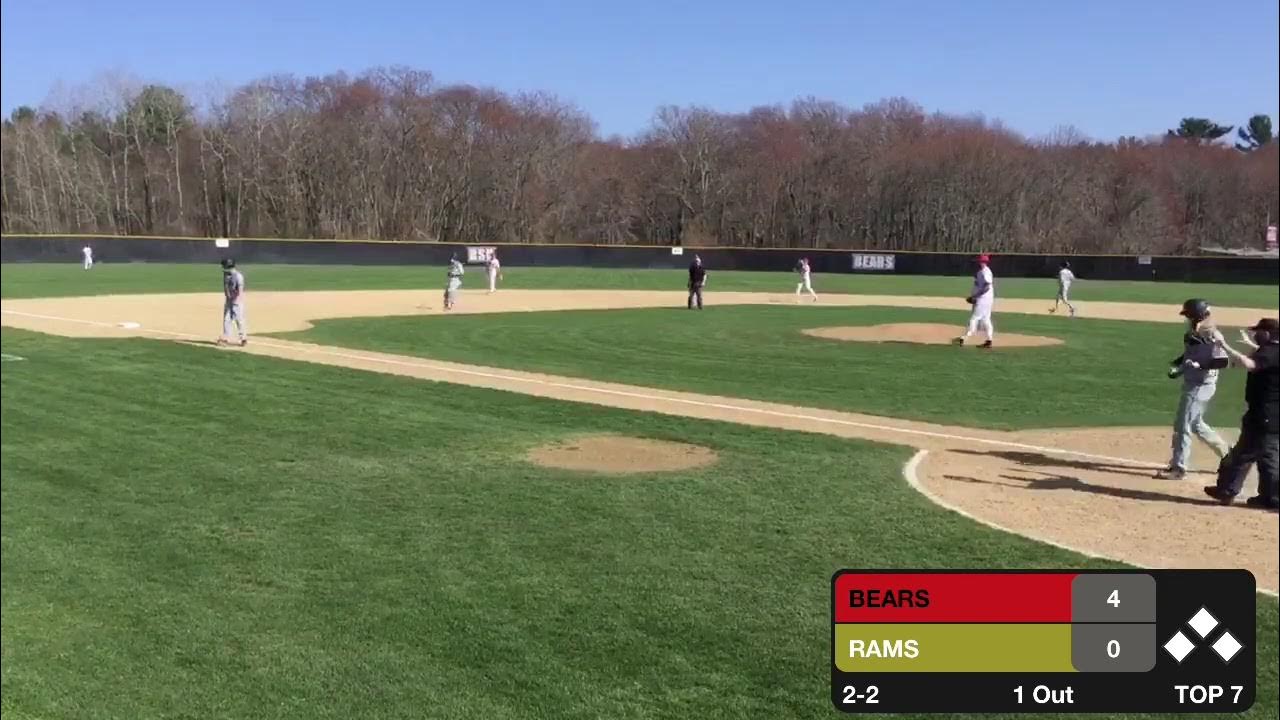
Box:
[1247,318,1279,333]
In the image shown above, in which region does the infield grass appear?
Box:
[2,327,1275,720]
[2,262,1276,307]
[279,305,1250,431]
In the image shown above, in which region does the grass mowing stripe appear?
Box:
[3,263,1276,307]
[4,328,1273,719]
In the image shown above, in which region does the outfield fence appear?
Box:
[2,234,1277,284]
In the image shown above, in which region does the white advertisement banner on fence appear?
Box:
[851,253,896,271]
[466,246,496,264]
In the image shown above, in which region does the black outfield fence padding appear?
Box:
[2,235,1276,284]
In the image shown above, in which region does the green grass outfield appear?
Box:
[281,305,1249,431]
[2,328,1276,720]
[2,262,1277,307]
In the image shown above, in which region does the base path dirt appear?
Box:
[804,323,1063,348]
[3,289,1276,592]
[526,435,718,474]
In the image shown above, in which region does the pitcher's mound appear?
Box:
[526,435,718,474]
[803,323,1063,348]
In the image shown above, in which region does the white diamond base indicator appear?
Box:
[1164,631,1196,663]
[1211,631,1243,663]
[1188,607,1220,638]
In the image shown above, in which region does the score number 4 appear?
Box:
[841,686,879,705]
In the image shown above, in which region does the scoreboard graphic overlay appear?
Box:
[831,570,1256,713]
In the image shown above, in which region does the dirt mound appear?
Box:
[803,323,1063,348]
[526,435,719,474]
[915,426,1276,592]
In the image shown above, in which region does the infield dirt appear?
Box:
[3,289,1275,591]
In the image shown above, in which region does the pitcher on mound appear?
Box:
[955,254,995,349]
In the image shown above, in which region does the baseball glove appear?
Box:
[965,297,975,305]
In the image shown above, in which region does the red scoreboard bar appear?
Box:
[833,572,1076,623]
[831,569,1256,713]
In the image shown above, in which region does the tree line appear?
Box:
[1,67,1276,253]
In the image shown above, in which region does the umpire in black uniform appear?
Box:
[687,254,707,310]
[1204,317,1279,510]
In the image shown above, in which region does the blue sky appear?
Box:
[2,0,1276,140]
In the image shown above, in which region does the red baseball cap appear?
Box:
[977,254,991,264]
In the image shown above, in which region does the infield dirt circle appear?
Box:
[2,288,1275,592]
[802,323,1063,348]
[526,435,719,474]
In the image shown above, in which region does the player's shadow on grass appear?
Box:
[950,449,1156,478]
[943,472,1211,507]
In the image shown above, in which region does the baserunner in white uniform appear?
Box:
[487,252,502,294]
[794,257,818,302]
[955,254,995,349]
[444,254,465,310]
[82,245,93,270]
[1050,261,1076,317]
[218,257,247,346]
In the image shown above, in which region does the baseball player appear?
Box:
[1156,298,1230,480]
[1049,261,1076,317]
[687,255,707,310]
[218,258,247,346]
[82,245,93,270]
[444,254,465,310]
[954,254,995,348]
[795,257,818,302]
[486,251,502,293]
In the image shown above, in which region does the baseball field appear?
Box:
[2,262,1277,719]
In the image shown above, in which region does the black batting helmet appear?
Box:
[1180,298,1210,321]
[220,257,235,270]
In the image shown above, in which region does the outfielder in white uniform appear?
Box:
[82,245,93,270]
[444,255,465,310]
[487,253,502,293]
[218,257,247,346]
[795,258,818,302]
[955,254,995,348]
[1050,261,1076,317]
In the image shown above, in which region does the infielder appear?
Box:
[487,251,503,293]
[687,255,707,310]
[1156,298,1230,480]
[82,245,93,270]
[795,257,818,302]
[218,257,247,346]
[444,254,465,310]
[1049,261,1076,317]
[955,254,995,348]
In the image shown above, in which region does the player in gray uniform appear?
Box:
[1157,298,1230,479]
[218,257,247,346]
[1049,261,1076,317]
[444,254,465,310]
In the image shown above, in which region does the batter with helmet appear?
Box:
[1156,298,1230,480]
